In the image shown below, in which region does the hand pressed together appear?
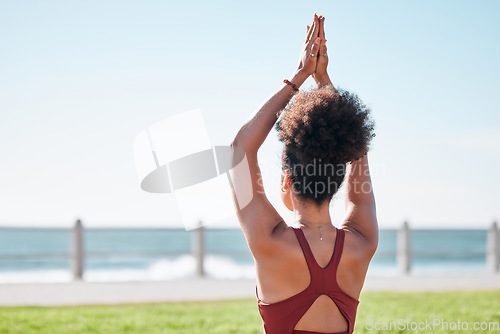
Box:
[296,13,329,82]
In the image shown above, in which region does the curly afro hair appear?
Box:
[275,84,375,207]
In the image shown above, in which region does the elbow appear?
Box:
[230,137,241,155]
[230,136,240,148]
[230,138,244,153]
[230,138,257,154]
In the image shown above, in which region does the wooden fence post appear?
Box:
[397,221,411,275]
[72,219,84,281]
[192,220,205,277]
[487,221,499,274]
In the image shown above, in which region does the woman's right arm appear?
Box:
[341,155,378,254]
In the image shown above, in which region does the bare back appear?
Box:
[255,223,373,333]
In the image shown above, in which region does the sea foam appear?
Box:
[0,255,256,283]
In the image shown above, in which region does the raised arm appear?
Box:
[231,71,308,154]
[341,155,378,253]
[231,15,322,153]
[230,14,322,256]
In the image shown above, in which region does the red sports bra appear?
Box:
[256,227,359,334]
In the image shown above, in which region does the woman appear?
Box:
[230,13,377,334]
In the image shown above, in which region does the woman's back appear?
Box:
[255,223,373,333]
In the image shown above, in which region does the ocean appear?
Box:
[0,227,493,283]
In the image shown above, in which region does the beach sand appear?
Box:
[1,273,500,306]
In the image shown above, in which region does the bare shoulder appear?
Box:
[270,223,301,250]
[253,223,300,259]
[340,225,378,264]
[251,223,308,284]
[336,226,376,300]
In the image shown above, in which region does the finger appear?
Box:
[305,14,316,42]
[309,15,320,45]
[320,43,328,57]
[305,24,310,42]
[319,16,325,42]
[306,15,317,42]
[309,37,321,57]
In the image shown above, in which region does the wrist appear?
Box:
[312,72,331,86]
[289,69,309,88]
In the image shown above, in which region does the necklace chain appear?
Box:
[298,219,332,241]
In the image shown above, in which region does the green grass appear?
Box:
[355,290,500,333]
[0,291,499,334]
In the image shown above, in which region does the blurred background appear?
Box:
[0,0,499,283]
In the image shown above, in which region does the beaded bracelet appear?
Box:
[283,79,299,92]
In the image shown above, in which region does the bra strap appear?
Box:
[330,228,345,270]
[292,228,318,274]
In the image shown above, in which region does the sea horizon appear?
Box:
[0,227,497,283]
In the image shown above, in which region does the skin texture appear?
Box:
[230,13,378,333]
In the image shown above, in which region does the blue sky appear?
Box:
[0,0,499,228]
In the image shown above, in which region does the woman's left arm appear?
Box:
[231,71,307,153]
[230,14,322,257]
